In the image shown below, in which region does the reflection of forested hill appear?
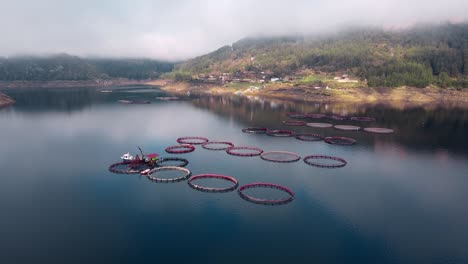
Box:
[1,86,168,112]
[191,96,468,155]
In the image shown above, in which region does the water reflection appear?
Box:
[1,87,468,263]
[191,95,468,156]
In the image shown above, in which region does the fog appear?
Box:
[0,0,467,61]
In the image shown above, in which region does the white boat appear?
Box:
[140,169,151,175]
[121,152,134,161]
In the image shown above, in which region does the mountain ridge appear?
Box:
[171,23,468,88]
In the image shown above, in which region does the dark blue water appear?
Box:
[1,87,468,264]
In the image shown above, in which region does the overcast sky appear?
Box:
[1,0,467,61]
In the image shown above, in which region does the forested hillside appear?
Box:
[0,54,173,81]
[174,23,468,88]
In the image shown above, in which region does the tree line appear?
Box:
[0,54,173,81]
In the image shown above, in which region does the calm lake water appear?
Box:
[1,86,468,264]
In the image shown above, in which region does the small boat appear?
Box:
[118,100,133,104]
[140,169,151,175]
[100,90,112,93]
[121,152,134,161]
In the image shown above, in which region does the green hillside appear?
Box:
[173,23,468,88]
[0,54,173,81]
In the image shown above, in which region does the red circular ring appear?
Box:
[202,141,235,150]
[266,129,294,137]
[188,174,239,192]
[177,137,209,145]
[295,133,325,142]
[226,146,264,157]
[303,155,347,168]
[165,144,196,154]
[242,127,268,134]
[282,120,306,126]
[324,136,356,146]
[238,182,294,205]
[260,151,301,163]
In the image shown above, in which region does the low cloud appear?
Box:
[0,0,467,60]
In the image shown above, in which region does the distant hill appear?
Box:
[174,23,468,88]
[0,54,173,81]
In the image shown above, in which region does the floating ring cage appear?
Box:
[334,125,361,131]
[260,151,301,163]
[242,127,268,134]
[226,146,264,157]
[165,144,195,154]
[363,127,395,134]
[303,155,347,168]
[307,122,333,128]
[328,115,348,121]
[282,120,306,126]
[324,136,356,146]
[202,141,235,151]
[287,112,306,119]
[188,174,239,193]
[305,114,326,119]
[177,137,209,145]
[238,183,294,205]
[108,161,154,174]
[146,166,192,183]
[351,116,376,122]
[156,157,189,167]
[266,129,294,137]
[295,133,325,142]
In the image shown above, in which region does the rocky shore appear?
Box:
[160,81,468,109]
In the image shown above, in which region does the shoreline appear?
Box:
[0,78,152,89]
[1,78,467,109]
[159,81,468,109]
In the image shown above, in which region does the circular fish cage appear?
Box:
[108,161,154,174]
[328,115,348,121]
[307,122,333,128]
[287,112,306,119]
[146,166,192,183]
[351,116,376,122]
[303,155,347,168]
[226,146,264,157]
[260,151,301,163]
[266,129,294,137]
[282,120,306,126]
[363,127,395,134]
[238,183,294,205]
[177,137,209,145]
[165,144,196,154]
[242,127,268,134]
[324,136,356,146]
[188,174,239,193]
[334,125,361,131]
[305,114,326,119]
[295,133,325,142]
[156,157,189,167]
[202,141,235,151]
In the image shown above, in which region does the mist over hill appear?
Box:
[173,23,468,88]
